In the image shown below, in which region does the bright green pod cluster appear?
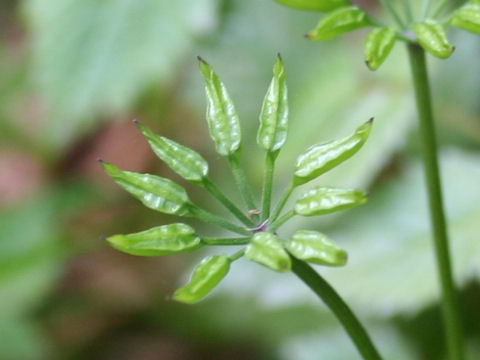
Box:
[450,2,480,35]
[295,187,367,216]
[135,121,209,184]
[306,6,370,41]
[245,232,291,272]
[257,55,288,153]
[101,161,192,216]
[198,57,241,156]
[275,0,349,12]
[364,28,396,71]
[286,230,347,266]
[173,255,230,304]
[107,223,201,256]
[102,55,371,304]
[413,20,455,59]
[294,119,372,185]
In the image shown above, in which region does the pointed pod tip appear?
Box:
[197,55,207,64]
[277,52,282,60]
[96,157,104,163]
[368,117,374,124]
[99,235,107,241]
[132,118,140,125]
[304,33,312,39]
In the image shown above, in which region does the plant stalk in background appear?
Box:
[274,0,480,358]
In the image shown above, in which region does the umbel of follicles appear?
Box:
[100,55,372,304]
[276,0,480,69]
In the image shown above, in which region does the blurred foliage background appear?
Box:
[1,0,479,359]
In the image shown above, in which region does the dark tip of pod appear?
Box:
[96,157,104,163]
[132,118,140,125]
[304,33,312,39]
[277,52,282,60]
[99,235,106,241]
[197,55,207,64]
[368,117,374,124]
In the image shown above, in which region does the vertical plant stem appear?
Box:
[379,0,407,29]
[401,0,414,24]
[228,153,258,215]
[202,177,254,227]
[271,180,295,222]
[407,43,464,360]
[291,257,382,360]
[261,152,276,221]
[433,0,450,18]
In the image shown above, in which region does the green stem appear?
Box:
[271,180,295,222]
[379,0,407,29]
[270,210,295,232]
[229,249,245,262]
[203,177,254,227]
[201,237,250,246]
[291,257,382,360]
[261,152,277,221]
[228,153,258,216]
[401,0,414,24]
[407,43,464,360]
[189,206,251,236]
[421,0,432,19]
[432,0,450,18]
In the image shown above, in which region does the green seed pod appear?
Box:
[135,121,209,184]
[101,161,191,216]
[305,6,370,41]
[450,3,480,35]
[294,119,372,185]
[245,232,291,272]
[257,55,288,153]
[364,27,396,71]
[106,223,201,256]
[173,255,230,304]
[413,20,455,59]
[295,186,367,216]
[198,57,241,156]
[275,0,350,12]
[286,230,347,266]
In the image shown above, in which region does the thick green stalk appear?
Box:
[189,206,251,236]
[203,177,254,227]
[291,257,382,360]
[261,152,276,221]
[407,43,464,360]
[228,153,258,215]
[201,237,250,246]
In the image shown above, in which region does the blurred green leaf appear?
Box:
[287,230,347,266]
[22,0,216,151]
[294,187,367,216]
[198,56,242,156]
[306,6,370,41]
[413,20,455,59]
[245,232,291,272]
[364,27,397,71]
[257,54,288,153]
[101,161,192,216]
[107,223,202,257]
[293,119,372,186]
[173,254,230,304]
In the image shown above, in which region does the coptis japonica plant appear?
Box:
[100,56,382,358]
[274,0,480,359]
